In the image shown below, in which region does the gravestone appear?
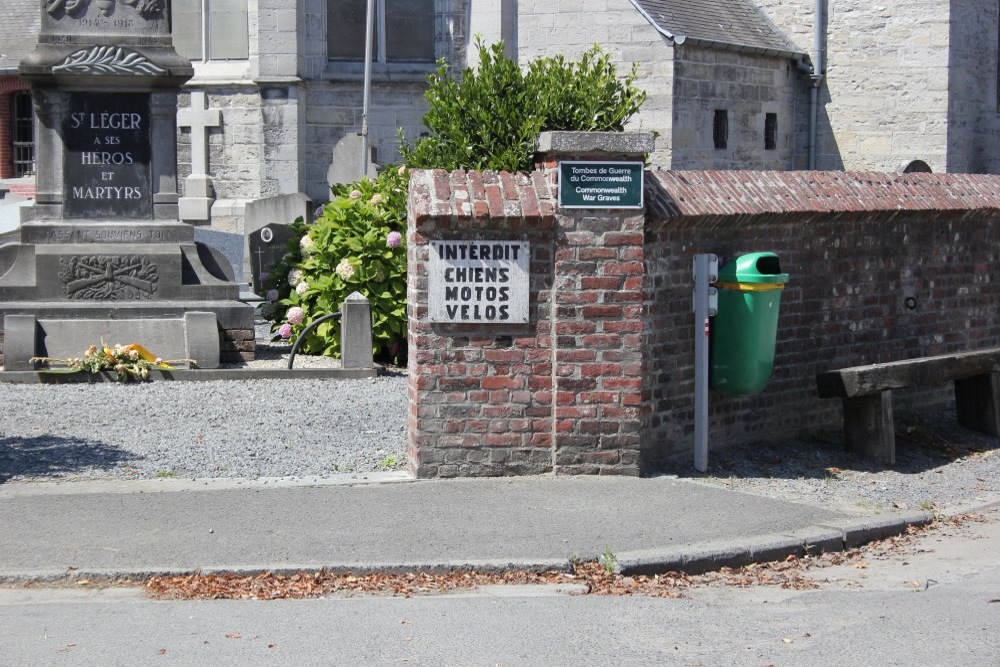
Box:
[327,134,378,187]
[0,1,254,369]
[247,223,297,295]
[243,193,312,294]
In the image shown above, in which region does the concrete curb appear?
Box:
[0,559,575,587]
[617,511,936,576]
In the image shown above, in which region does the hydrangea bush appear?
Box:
[258,166,408,362]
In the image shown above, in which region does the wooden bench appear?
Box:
[816,349,1000,464]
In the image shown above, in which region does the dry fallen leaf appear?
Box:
[225,633,241,640]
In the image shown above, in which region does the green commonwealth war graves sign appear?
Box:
[558,161,644,209]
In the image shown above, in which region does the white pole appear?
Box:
[693,254,718,472]
[361,0,376,178]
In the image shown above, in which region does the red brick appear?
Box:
[581,276,622,290]
[580,363,622,377]
[582,305,623,319]
[604,232,644,246]
[482,376,524,390]
[603,261,644,276]
[484,349,526,363]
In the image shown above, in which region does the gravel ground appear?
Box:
[2,325,998,518]
[0,361,409,482]
[658,411,1000,516]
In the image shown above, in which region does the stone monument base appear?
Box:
[0,221,255,370]
[3,311,221,371]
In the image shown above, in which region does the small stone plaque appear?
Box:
[558,161,644,209]
[62,92,152,219]
[428,240,530,324]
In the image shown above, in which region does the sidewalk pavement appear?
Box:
[0,473,941,583]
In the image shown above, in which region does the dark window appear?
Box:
[328,0,370,61]
[12,92,34,177]
[328,0,435,63]
[764,113,777,150]
[713,110,728,149]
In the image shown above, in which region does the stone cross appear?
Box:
[177,91,221,221]
[177,91,220,177]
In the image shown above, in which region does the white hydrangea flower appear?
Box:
[287,268,304,286]
[295,281,309,296]
[299,234,315,255]
[370,193,384,206]
[349,189,362,200]
[336,258,355,280]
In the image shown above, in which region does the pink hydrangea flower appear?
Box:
[278,323,293,339]
[386,231,402,248]
[287,306,305,325]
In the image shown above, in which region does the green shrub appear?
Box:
[259,166,408,362]
[264,40,646,360]
[401,39,647,172]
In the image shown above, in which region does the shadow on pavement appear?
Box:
[657,409,1000,481]
[0,436,132,484]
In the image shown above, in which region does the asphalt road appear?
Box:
[3,507,997,666]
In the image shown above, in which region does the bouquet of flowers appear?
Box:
[31,342,191,382]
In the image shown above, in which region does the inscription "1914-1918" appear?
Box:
[63,92,152,219]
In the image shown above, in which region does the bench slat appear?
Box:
[817,348,1000,398]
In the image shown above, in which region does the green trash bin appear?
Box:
[710,252,789,395]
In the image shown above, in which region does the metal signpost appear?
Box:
[692,254,719,472]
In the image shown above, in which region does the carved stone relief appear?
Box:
[52,46,167,75]
[60,255,159,299]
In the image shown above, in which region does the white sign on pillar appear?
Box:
[428,240,530,324]
[177,91,222,222]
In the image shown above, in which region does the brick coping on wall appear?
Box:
[646,170,1000,223]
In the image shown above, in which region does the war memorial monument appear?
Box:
[0,0,253,370]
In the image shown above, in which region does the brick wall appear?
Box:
[407,162,646,477]
[643,169,1000,465]
[408,160,1000,476]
